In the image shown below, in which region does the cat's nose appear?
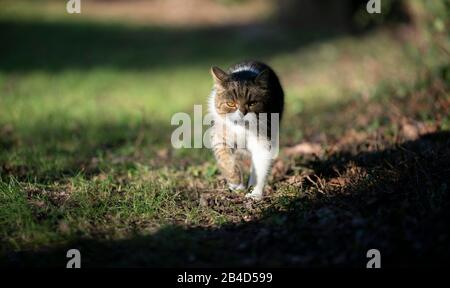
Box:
[239,108,247,116]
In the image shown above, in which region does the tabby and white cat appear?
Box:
[208,61,284,200]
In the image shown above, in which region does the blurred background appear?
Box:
[0,0,449,267]
[0,0,447,144]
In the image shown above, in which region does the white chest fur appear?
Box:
[208,88,278,200]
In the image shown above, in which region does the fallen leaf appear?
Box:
[284,142,322,156]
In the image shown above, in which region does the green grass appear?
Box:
[0,0,449,267]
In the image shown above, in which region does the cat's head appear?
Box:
[210,66,270,124]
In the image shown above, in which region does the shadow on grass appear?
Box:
[0,0,413,73]
[0,117,177,183]
[0,18,347,73]
[3,131,449,267]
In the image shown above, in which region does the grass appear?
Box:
[0,0,449,267]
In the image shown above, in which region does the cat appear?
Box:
[208,61,284,200]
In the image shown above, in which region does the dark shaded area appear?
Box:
[0,19,338,73]
[0,0,411,73]
[3,131,449,267]
[276,0,411,30]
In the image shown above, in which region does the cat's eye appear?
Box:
[248,102,257,107]
[225,102,236,108]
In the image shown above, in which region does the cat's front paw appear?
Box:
[228,182,245,191]
[245,186,263,200]
[245,192,263,201]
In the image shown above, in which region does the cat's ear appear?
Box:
[211,66,229,87]
[255,69,270,87]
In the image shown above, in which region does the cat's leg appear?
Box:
[248,164,257,188]
[246,141,272,200]
[213,144,244,191]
